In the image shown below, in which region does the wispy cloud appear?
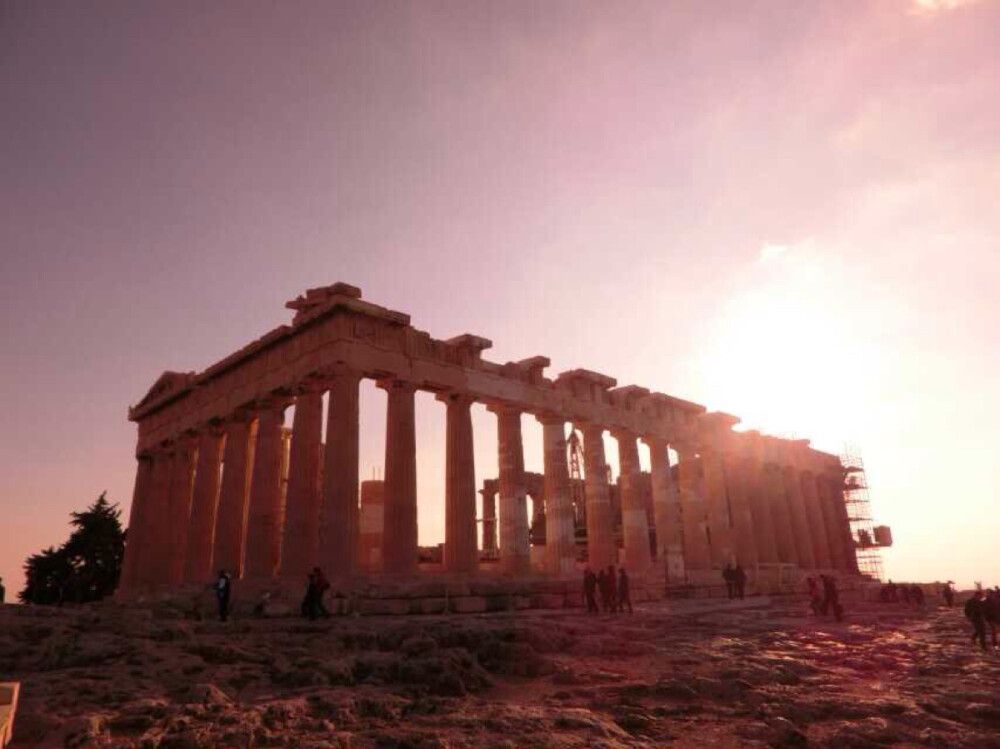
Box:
[911,0,989,14]
[759,242,790,263]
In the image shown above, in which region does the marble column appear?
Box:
[782,464,816,569]
[744,438,779,565]
[141,448,176,586]
[701,448,736,568]
[165,438,197,585]
[676,449,711,571]
[491,405,529,574]
[764,462,798,565]
[581,423,616,568]
[183,426,225,583]
[815,474,847,572]
[645,437,684,582]
[119,455,154,593]
[443,392,479,574]
[723,453,759,569]
[213,413,255,578]
[280,385,325,578]
[244,399,289,578]
[481,489,498,554]
[318,369,362,575]
[800,470,832,568]
[613,431,652,573]
[539,415,576,576]
[379,378,418,575]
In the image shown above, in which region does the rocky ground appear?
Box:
[2,593,1000,748]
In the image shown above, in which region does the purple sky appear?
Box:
[3,0,999,597]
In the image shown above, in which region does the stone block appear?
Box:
[531,593,566,609]
[356,598,411,616]
[415,597,447,615]
[449,596,488,614]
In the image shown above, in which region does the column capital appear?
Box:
[610,427,639,442]
[485,401,521,416]
[436,390,477,408]
[254,394,294,413]
[315,363,364,384]
[534,412,565,427]
[376,376,419,394]
[577,421,606,439]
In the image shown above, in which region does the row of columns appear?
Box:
[120,376,858,594]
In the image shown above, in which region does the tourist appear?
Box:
[302,572,320,621]
[822,575,843,622]
[583,567,598,614]
[886,580,899,603]
[606,565,619,614]
[942,583,955,608]
[964,589,989,651]
[985,588,1000,649]
[215,569,231,622]
[618,568,633,614]
[313,567,331,618]
[911,585,925,609]
[0,576,5,604]
[723,563,735,599]
[733,564,747,600]
[597,568,610,612]
[806,577,822,616]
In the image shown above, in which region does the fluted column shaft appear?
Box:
[443,393,478,574]
[319,371,362,575]
[380,379,418,574]
[213,414,255,577]
[677,450,711,570]
[491,405,528,574]
[815,475,847,571]
[141,450,175,586]
[614,431,652,572]
[280,387,325,578]
[165,440,197,585]
[184,427,225,583]
[244,401,288,578]
[119,455,154,593]
[723,454,758,568]
[646,437,684,581]
[764,463,798,564]
[702,449,735,567]
[744,450,779,564]
[540,417,575,576]
[800,470,832,568]
[581,424,616,568]
[481,490,498,554]
[782,465,816,569]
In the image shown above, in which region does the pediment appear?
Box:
[134,371,196,411]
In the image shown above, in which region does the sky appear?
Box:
[2,0,999,598]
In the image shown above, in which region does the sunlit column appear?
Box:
[213,412,255,578]
[613,430,652,573]
[815,473,846,571]
[280,384,325,578]
[184,425,225,583]
[781,458,817,569]
[118,454,154,594]
[701,448,736,568]
[799,469,832,568]
[744,435,779,565]
[485,404,528,574]
[244,398,290,578]
[141,447,176,587]
[164,437,197,585]
[676,448,711,571]
[723,451,759,569]
[539,415,576,576]
[441,392,479,574]
[581,423,616,568]
[645,436,684,581]
[379,378,418,575]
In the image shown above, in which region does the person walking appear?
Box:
[313,567,331,618]
[821,575,843,622]
[606,565,619,614]
[215,569,232,622]
[985,588,1000,649]
[965,589,989,651]
[302,572,319,621]
[723,564,735,599]
[617,568,633,614]
[733,564,747,600]
[942,583,955,608]
[583,567,599,614]
[0,576,5,604]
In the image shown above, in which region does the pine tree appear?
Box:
[20,492,126,604]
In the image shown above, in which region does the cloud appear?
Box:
[911,0,989,13]
[759,242,790,263]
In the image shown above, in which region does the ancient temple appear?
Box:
[118,283,859,597]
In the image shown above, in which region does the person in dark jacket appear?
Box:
[942,583,955,608]
[583,568,599,614]
[606,565,619,614]
[313,567,331,618]
[618,568,633,614]
[302,572,320,621]
[985,588,1000,649]
[965,590,988,651]
[821,575,843,622]
[733,565,747,600]
[723,564,735,599]
[215,570,232,622]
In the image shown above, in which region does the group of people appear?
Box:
[806,575,844,621]
[879,580,927,607]
[964,587,1000,651]
[582,565,632,614]
[722,563,747,599]
[211,566,335,622]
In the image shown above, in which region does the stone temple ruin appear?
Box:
[118,283,864,607]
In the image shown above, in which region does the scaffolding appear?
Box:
[840,443,891,581]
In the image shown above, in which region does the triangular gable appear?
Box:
[134,371,195,411]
